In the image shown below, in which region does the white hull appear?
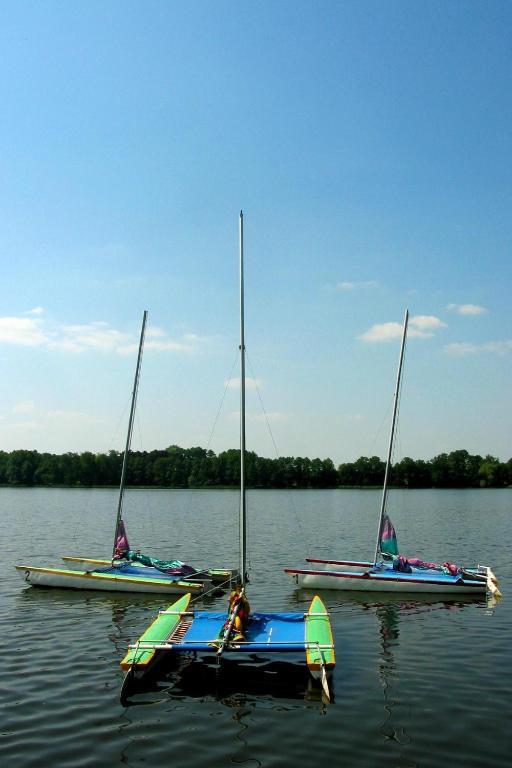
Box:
[286,569,487,594]
[305,558,373,573]
[16,565,202,594]
[62,557,115,572]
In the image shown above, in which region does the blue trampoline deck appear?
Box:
[370,565,483,587]
[175,612,307,652]
[96,563,198,582]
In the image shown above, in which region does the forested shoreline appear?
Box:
[0,446,511,489]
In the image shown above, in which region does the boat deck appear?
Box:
[285,563,487,592]
[121,595,335,673]
[178,611,307,652]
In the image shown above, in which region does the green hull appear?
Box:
[305,595,336,672]
[120,593,192,670]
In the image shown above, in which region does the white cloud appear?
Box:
[444,340,512,357]
[12,400,36,414]
[337,280,378,291]
[145,332,217,354]
[51,322,132,353]
[146,326,166,339]
[410,315,447,332]
[447,303,487,316]
[26,307,44,316]
[0,317,47,346]
[359,321,403,342]
[44,410,102,429]
[359,315,447,343]
[0,314,213,356]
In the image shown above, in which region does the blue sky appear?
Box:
[1,1,511,463]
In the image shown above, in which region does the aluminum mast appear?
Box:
[373,309,409,565]
[112,310,148,558]
[239,211,247,586]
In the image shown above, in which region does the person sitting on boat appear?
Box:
[227,581,250,640]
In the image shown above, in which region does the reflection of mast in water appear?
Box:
[374,593,491,749]
[375,602,410,747]
[109,604,130,655]
[229,709,262,768]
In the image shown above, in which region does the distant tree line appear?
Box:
[0,446,511,489]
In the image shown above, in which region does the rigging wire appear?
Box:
[245,351,306,548]
[170,348,241,561]
[206,350,240,453]
[391,335,408,538]
[190,577,232,604]
[71,395,133,547]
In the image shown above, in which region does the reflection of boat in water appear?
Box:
[122,657,330,708]
[286,311,500,597]
[294,588,492,609]
[293,587,495,627]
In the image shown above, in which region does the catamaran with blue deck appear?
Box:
[120,212,336,700]
[16,311,236,595]
[285,310,500,598]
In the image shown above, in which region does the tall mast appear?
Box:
[239,210,247,586]
[112,310,148,558]
[373,309,409,565]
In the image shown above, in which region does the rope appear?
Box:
[169,349,240,553]
[245,352,306,546]
[189,576,234,605]
[205,349,240,453]
[71,393,133,547]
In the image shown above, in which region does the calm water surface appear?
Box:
[1,488,510,767]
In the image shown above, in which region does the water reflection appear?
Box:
[375,602,409,747]
[296,588,491,760]
[122,654,329,710]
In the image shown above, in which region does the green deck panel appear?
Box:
[305,595,336,669]
[120,593,192,669]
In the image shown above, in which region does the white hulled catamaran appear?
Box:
[16,312,236,595]
[285,311,500,597]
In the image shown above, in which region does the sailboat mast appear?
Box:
[373,309,409,565]
[112,310,148,558]
[239,210,247,586]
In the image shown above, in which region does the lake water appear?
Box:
[1,487,510,767]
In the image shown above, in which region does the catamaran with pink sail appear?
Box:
[285,310,500,597]
[16,312,236,595]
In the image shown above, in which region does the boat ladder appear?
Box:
[168,617,192,643]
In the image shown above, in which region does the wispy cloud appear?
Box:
[346,413,364,422]
[359,315,447,343]
[26,307,44,316]
[226,377,261,390]
[444,340,512,357]
[12,400,36,414]
[0,317,47,346]
[337,280,378,291]
[50,322,132,353]
[447,303,487,316]
[0,314,213,355]
[7,405,101,432]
